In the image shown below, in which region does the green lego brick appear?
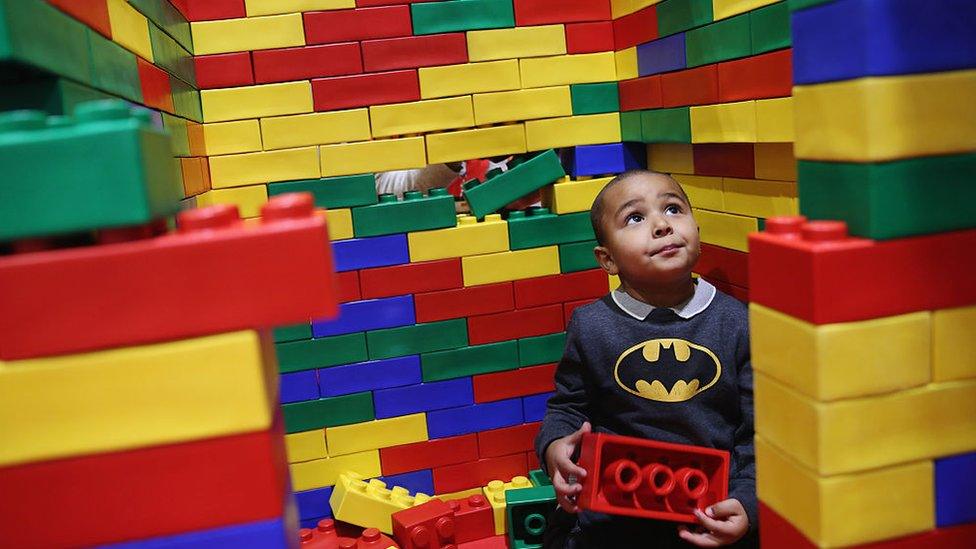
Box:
[268,174,379,209]
[351,188,456,237]
[273,323,312,343]
[799,154,976,240]
[0,100,183,241]
[789,0,836,11]
[751,1,791,54]
[411,0,515,35]
[88,30,143,103]
[506,485,557,549]
[169,73,201,122]
[558,240,600,273]
[685,12,752,67]
[508,209,595,250]
[619,111,643,143]
[657,0,713,36]
[421,340,519,382]
[148,22,195,88]
[518,332,567,367]
[129,0,193,53]
[162,112,190,156]
[570,82,620,115]
[276,332,368,374]
[282,391,374,433]
[528,469,551,487]
[367,319,468,360]
[0,77,113,115]
[640,107,691,144]
[0,0,93,85]
[465,150,567,218]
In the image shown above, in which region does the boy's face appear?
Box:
[594,174,701,287]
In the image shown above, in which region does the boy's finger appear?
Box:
[705,499,742,520]
[693,508,732,535]
[677,526,721,548]
[565,422,591,445]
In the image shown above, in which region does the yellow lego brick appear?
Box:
[0,331,275,467]
[756,96,794,143]
[525,113,621,151]
[370,96,474,139]
[647,143,694,174]
[690,100,758,143]
[611,0,662,19]
[191,13,305,55]
[106,0,153,61]
[467,25,566,62]
[203,120,263,156]
[755,373,976,476]
[325,414,428,456]
[757,436,933,548]
[419,60,521,99]
[712,0,779,20]
[320,137,427,178]
[201,81,313,123]
[722,177,797,218]
[673,174,724,211]
[693,208,756,252]
[209,146,320,188]
[426,124,527,164]
[520,52,617,88]
[325,208,353,241]
[615,47,638,81]
[245,0,354,17]
[462,246,560,286]
[286,429,328,463]
[290,450,382,491]
[330,472,432,533]
[543,176,614,214]
[609,274,620,290]
[473,86,573,125]
[408,214,510,262]
[261,109,371,150]
[933,305,976,382]
[436,487,486,500]
[753,142,797,181]
[751,304,931,401]
[196,184,269,218]
[794,69,976,162]
[483,476,533,535]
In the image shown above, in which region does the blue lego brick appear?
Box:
[426,398,524,438]
[295,486,334,521]
[374,377,474,419]
[300,516,328,529]
[318,355,423,398]
[935,451,976,527]
[378,469,436,496]
[636,33,686,76]
[311,295,416,337]
[101,518,292,548]
[280,370,319,404]
[792,0,976,85]
[331,234,410,272]
[565,143,645,177]
[522,392,553,422]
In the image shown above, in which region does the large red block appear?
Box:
[194,52,254,89]
[432,453,529,494]
[0,194,336,360]
[414,282,515,323]
[457,535,508,549]
[618,75,663,111]
[304,6,413,45]
[695,243,748,289]
[355,0,440,5]
[513,269,608,309]
[692,143,755,179]
[252,43,363,84]
[380,434,479,476]
[180,0,245,21]
[467,304,564,345]
[392,499,457,549]
[137,58,174,113]
[473,364,556,403]
[312,70,421,111]
[563,298,595,326]
[749,217,976,324]
[361,34,468,72]
[476,422,541,458]
[565,22,614,54]
[445,494,495,543]
[612,4,657,50]
[709,279,748,303]
[718,49,793,102]
[660,64,720,107]
[49,0,111,38]
[360,258,462,300]
[513,0,611,26]
[335,270,362,303]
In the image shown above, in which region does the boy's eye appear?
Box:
[664,204,682,215]
[625,213,644,225]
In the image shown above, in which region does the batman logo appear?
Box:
[613,339,722,403]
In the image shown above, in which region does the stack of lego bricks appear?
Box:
[750,0,976,546]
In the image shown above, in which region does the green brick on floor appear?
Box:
[620,111,643,143]
[685,12,752,67]
[411,0,515,35]
[657,0,713,37]
[640,107,691,143]
[528,469,552,486]
[88,30,143,103]
[518,332,567,367]
[273,323,312,343]
[506,485,557,549]
[169,73,201,122]
[129,0,193,53]
[352,188,456,237]
[0,0,93,86]
[276,332,368,374]
[148,22,195,87]
[282,392,374,433]
[751,1,791,54]
[421,340,519,381]
[367,319,468,360]
[570,82,620,115]
[269,174,379,209]
[466,149,566,218]
[559,240,599,273]
[508,210,595,250]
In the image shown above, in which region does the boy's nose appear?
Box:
[653,218,673,238]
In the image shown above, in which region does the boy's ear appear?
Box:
[594,245,618,276]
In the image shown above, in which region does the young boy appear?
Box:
[535,170,757,548]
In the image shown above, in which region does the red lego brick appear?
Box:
[380,434,479,476]
[750,217,976,324]
[433,453,529,494]
[181,0,245,21]
[361,33,468,72]
[565,22,615,54]
[355,0,439,5]
[252,43,363,85]
[137,58,174,113]
[467,305,564,346]
[563,298,595,326]
[717,49,793,102]
[695,243,748,289]
[336,270,362,303]
[612,4,657,50]
[347,528,398,548]
[300,518,341,548]
[445,494,495,543]
[576,432,729,524]
[660,64,720,107]
[473,365,556,403]
[476,422,541,458]
[708,279,748,303]
[414,282,515,323]
[304,6,413,45]
[360,258,462,300]
[49,0,111,38]
[0,194,336,360]
[0,418,289,548]
[457,535,508,549]
[513,269,608,309]
[312,70,421,111]
[525,450,540,470]
[513,0,611,26]
[692,143,755,179]
[194,52,254,89]
[392,499,457,549]
[618,75,663,111]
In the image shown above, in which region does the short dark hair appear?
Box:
[589,169,690,246]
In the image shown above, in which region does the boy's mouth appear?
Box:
[650,243,682,257]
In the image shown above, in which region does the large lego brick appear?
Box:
[543,176,613,214]
[647,143,694,173]
[468,305,564,346]
[754,142,796,181]
[381,434,479,476]
[434,453,529,493]
[472,86,572,125]
[464,150,565,218]
[318,355,421,398]
[518,332,566,367]
[362,33,468,72]
[49,0,111,38]
[147,22,194,87]
[352,189,456,237]
[411,0,514,35]
[367,318,469,360]
[717,48,792,102]
[693,142,755,178]
[685,11,751,67]
[374,377,475,419]
[749,0,790,54]
[201,80,312,122]
[513,0,610,25]
[290,450,382,491]
[194,183,268,218]
[935,451,976,528]
[520,52,617,88]
[473,364,556,403]
[660,65,719,107]
[933,305,976,383]
[419,59,520,99]
[87,28,143,103]
[5,1,95,88]
[360,259,461,300]
[283,391,374,433]
[748,217,976,324]
[174,0,246,22]
[466,24,566,62]
[251,42,362,84]
[281,369,319,404]
[427,124,528,164]
[332,234,409,272]
[521,392,552,422]
[269,174,377,210]
[209,146,320,188]
[694,208,756,252]
[675,174,724,210]
[722,177,797,219]
[613,4,658,50]
[615,46,639,80]
[168,74,203,122]
[712,0,779,20]
[191,13,304,55]
[294,485,333,520]
[243,0,356,17]
[326,414,428,457]
[137,58,175,113]
[513,270,608,309]
[656,0,713,36]
[103,517,294,548]
[415,282,515,323]
[130,0,193,51]
[570,82,620,115]
[477,422,540,459]
[620,110,643,142]
[618,75,663,111]
[690,100,757,143]
[636,33,686,76]
[369,96,474,138]
[392,499,458,549]
[105,0,152,62]
[304,5,411,44]
[576,432,729,523]
[422,341,519,382]
[408,214,509,262]
[565,21,614,54]
[312,70,421,111]
[312,295,415,338]
[640,106,691,143]
[320,136,427,177]
[755,96,793,142]
[427,398,524,439]
[506,210,594,250]
[462,246,561,287]
[506,485,557,549]
[276,333,368,374]
[557,240,600,273]
[695,243,748,289]
[524,113,621,151]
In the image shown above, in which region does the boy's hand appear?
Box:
[677,498,749,547]
[544,422,591,513]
